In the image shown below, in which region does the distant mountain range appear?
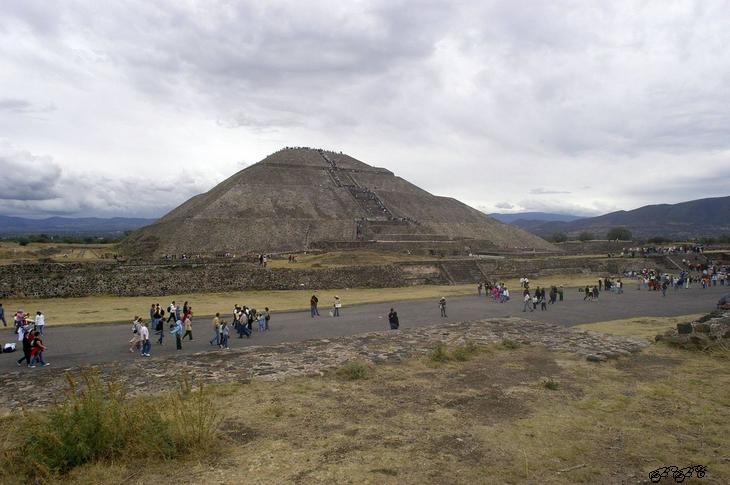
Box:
[490,212,584,232]
[0,215,156,236]
[503,196,730,239]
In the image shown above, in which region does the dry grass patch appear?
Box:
[0,241,114,265]
[575,314,705,339]
[5,336,729,484]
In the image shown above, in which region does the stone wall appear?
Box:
[0,262,407,298]
[0,255,668,298]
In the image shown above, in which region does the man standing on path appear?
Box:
[310,294,320,318]
[35,311,45,336]
[0,303,6,327]
[439,297,447,317]
[523,291,533,312]
[210,313,221,346]
[388,308,399,330]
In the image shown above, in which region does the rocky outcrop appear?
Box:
[655,311,730,349]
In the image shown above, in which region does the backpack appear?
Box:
[132,323,138,334]
[3,343,16,353]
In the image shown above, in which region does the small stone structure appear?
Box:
[655,311,730,349]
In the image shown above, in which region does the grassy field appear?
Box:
[0,241,115,265]
[5,273,604,326]
[4,313,727,483]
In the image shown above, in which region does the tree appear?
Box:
[606,227,632,241]
[578,231,594,242]
[549,232,568,243]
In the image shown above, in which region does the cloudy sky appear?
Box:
[1,0,729,219]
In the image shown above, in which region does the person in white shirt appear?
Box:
[35,311,45,336]
[140,322,151,357]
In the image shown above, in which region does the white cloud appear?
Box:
[0,0,728,218]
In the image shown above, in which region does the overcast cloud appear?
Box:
[0,0,728,219]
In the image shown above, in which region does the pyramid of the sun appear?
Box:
[122,148,555,257]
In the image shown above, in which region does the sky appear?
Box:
[1,0,729,219]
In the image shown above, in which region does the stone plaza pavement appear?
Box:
[0,285,726,411]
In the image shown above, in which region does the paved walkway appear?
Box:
[2,285,727,371]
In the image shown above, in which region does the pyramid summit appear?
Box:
[122,147,554,257]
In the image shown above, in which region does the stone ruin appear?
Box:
[121,147,555,259]
[655,310,730,350]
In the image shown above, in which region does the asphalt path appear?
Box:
[2,285,728,371]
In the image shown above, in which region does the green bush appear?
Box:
[606,226,632,241]
[578,231,594,242]
[6,369,219,479]
[542,377,560,390]
[499,339,520,350]
[548,232,568,243]
[451,342,480,361]
[337,361,370,380]
[428,343,451,363]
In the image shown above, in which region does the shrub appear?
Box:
[542,377,560,390]
[548,232,568,243]
[451,342,480,361]
[7,369,219,479]
[428,343,450,363]
[337,361,370,380]
[578,231,594,242]
[499,339,520,350]
[606,227,632,241]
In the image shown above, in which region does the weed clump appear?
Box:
[428,343,450,363]
[337,361,371,380]
[499,339,521,350]
[5,369,220,480]
[451,342,480,361]
[541,377,560,390]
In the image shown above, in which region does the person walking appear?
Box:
[439,297,447,317]
[210,313,221,346]
[130,317,143,353]
[35,311,45,336]
[16,325,33,367]
[257,313,266,332]
[29,331,49,367]
[523,291,533,312]
[310,295,320,318]
[388,308,399,330]
[0,303,6,327]
[182,316,193,341]
[140,322,151,356]
[263,307,270,331]
[477,283,483,296]
[171,318,183,350]
[333,296,342,317]
[167,301,177,323]
[219,321,230,349]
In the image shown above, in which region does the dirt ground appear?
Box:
[23,315,727,485]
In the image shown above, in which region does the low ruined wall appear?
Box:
[0,255,665,299]
[0,262,407,298]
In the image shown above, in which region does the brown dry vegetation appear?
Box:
[0,242,114,265]
[4,315,727,484]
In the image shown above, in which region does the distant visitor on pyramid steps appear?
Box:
[120,147,556,259]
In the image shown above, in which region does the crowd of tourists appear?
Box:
[0,305,50,368]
